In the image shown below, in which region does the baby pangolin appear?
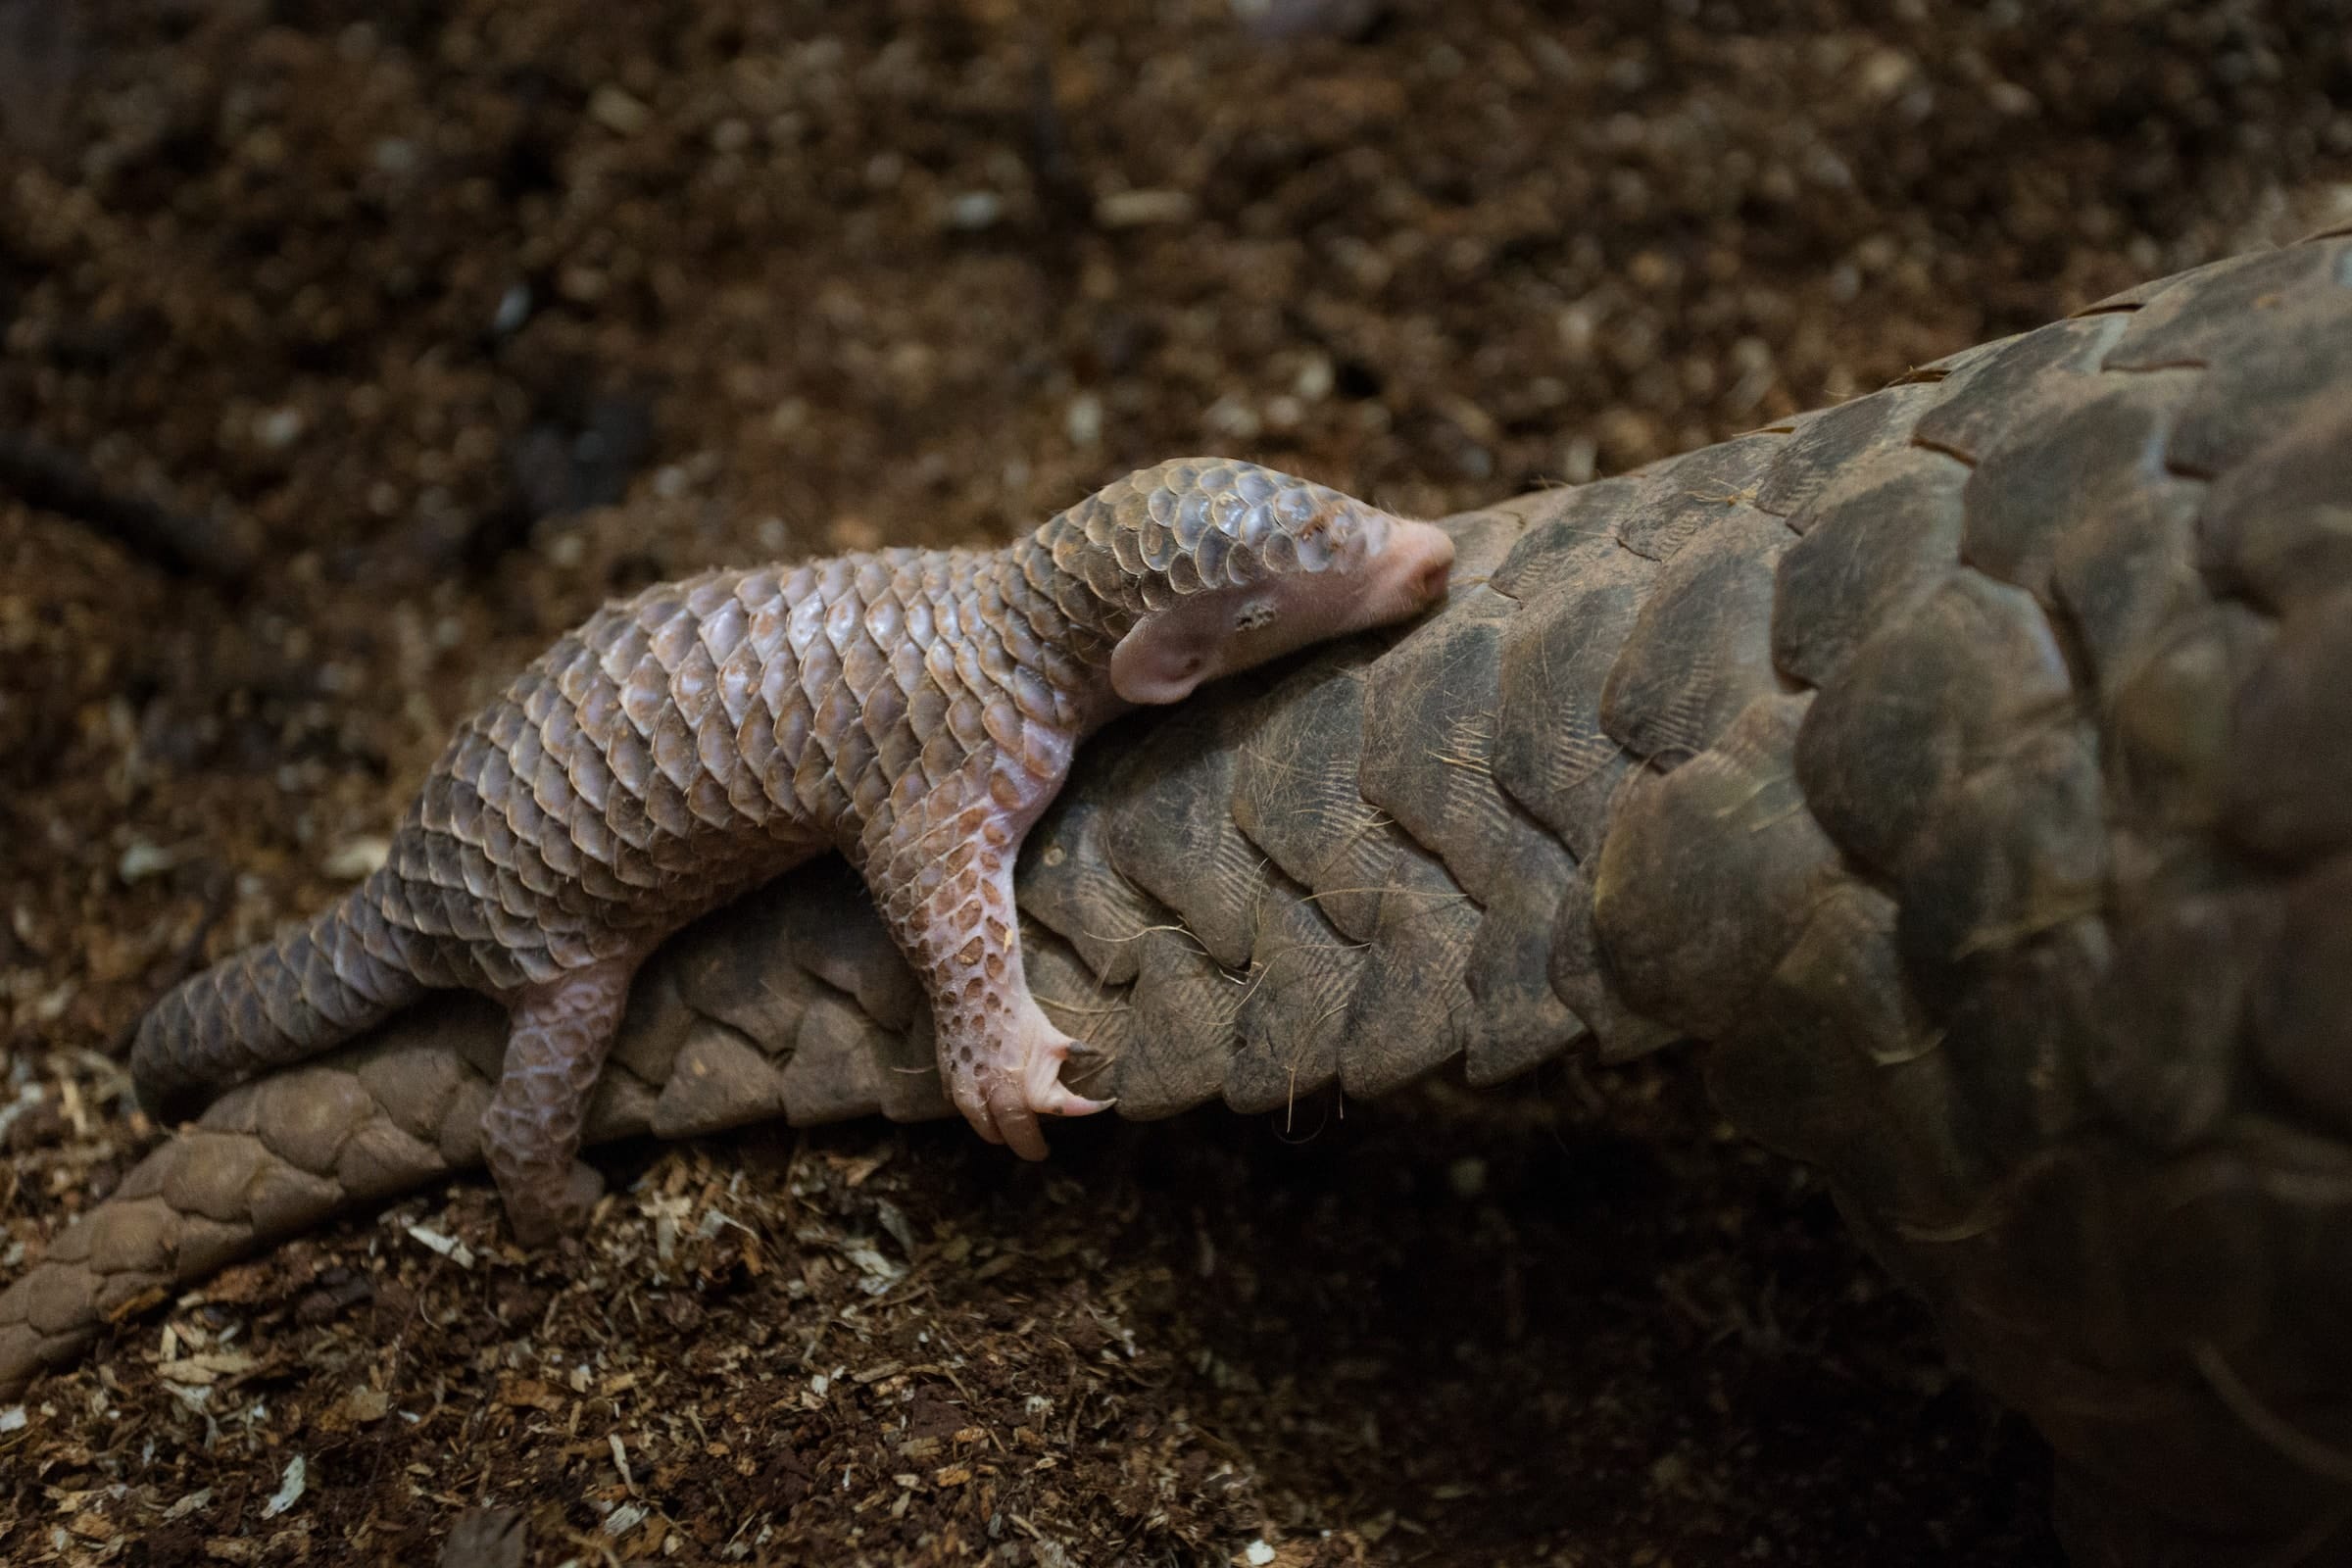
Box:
[131,459,1455,1242]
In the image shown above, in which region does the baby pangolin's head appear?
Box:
[1034,457,1455,705]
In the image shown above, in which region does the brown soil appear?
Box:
[2,1,2347,1563]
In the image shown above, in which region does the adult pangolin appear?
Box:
[126,459,1455,1242]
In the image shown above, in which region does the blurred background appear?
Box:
[1,3,2348,1563]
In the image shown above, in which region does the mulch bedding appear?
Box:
[2,1,2347,1562]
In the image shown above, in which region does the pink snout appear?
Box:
[1379,519,1456,618]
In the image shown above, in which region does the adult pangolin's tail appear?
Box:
[131,873,429,1118]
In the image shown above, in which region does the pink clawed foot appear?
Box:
[947,1004,1115,1161]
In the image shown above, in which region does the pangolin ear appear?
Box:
[1110,610,1218,705]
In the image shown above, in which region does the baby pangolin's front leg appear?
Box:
[862,744,1108,1157]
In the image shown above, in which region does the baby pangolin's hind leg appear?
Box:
[480,957,636,1246]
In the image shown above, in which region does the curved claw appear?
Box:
[1018,1028,1112,1112]
[943,1004,1115,1160]
[987,1077,1050,1161]
[1034,1085,1116,1118]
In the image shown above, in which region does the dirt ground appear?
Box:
[2,1,2348,1563]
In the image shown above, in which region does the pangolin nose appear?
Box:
[1398,523,1454,607]
[1412,554,1451,606]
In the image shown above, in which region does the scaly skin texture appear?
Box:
[126,458,1456,1240]
[11,234,2351,1563]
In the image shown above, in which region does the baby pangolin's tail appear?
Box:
[131,873,428,1119]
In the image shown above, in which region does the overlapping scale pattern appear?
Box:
[1037,456,1394,614]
